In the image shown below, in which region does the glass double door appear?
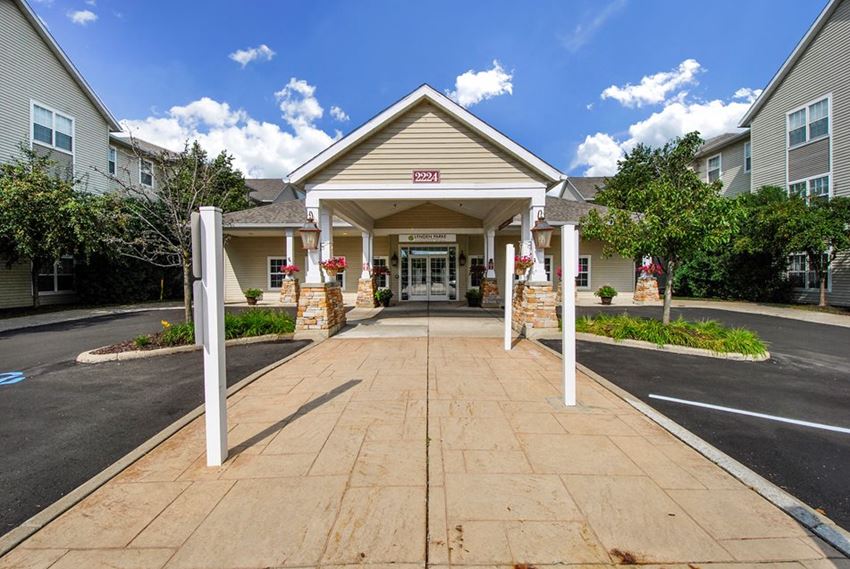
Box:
[408,254,449,301]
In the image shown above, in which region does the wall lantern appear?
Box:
[299,211,322,251]
[391,253,399,267]
[459,251,467,266]
[530,210,555,250]
[488,259,494,271]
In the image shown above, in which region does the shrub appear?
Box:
[133,334,152,348]
[160,321,195,346]
[594,285,618,298]
[576,313,767,356]
[375,288,393,305]
[224,309,294,339]
[243,288,263,300]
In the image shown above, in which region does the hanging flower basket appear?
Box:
[321,257,348,280]
[514,255,534,276]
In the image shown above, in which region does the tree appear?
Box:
[775,195,850,307]
[582,132,740,324]
[0,149,120,307]
[106,139,250,323]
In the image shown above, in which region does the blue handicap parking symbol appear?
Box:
[0,372,25,386]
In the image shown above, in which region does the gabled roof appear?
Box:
[109,133,173,156]
[565,176,607,201]
[739,0,840,127]
[245,178,301,203]
[694,131,750,158]
[287,84,565,185]
[15,0,121,131]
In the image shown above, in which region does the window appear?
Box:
[577,256,590,289]
[140,159,153,187]
[707,155,721,183]
[789,175,830,202]
[335,256,346,289]
[37,256,74,294]
[788,96,830,147]
[31,102,74,154]
[108,147,117,175]
[372,256,389,288]
[469,255,485,287]
[544,256,553,282]
[744,141,751,173]
[788,252,829,290]
[268,257,285,289]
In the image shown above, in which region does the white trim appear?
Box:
[373,227,483,237]
[788,173,832,201]
[743,141,752,173]
[30,100,76,176]
[544,255,554,282]
[267,256,286,290]
[706,153,722,183]
[785,94,831,151]
[108,145,117,176]
[305,187,547,207]
[577,255,591,290]
[288,85,564,184]
[305,182,547,191]
[787,251,832,292]
[139,158,154,188]
[14,0,121,130]
[739,0,840,126]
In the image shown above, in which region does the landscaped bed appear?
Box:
[576,313,767,357]
[92,309,296,355]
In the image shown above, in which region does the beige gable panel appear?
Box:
[374,203,482,229]
[307,102,548,185]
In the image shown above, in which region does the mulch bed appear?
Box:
[91,332,182,355]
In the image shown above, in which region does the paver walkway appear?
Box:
[2,335,846,568]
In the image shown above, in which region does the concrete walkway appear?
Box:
[2,333,846,567]
[0,301,182,333]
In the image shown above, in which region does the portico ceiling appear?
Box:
[329,198,520,222]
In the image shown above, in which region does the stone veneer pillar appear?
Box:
[480,277,500,308]
[355,277,378,308]
[511,280,559,338]
[633,276,660,302]
[295,282,347,338]
[279,278,300,305]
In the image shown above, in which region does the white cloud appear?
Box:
[330,105,349,122]
[601,59,702,108]
[119,78,340,178]
[572,87,760,176]
[85,0,96,5]
[228,44,275,68]
[67,9,97,25]
[446,60,513,107]
[561,0,627,53]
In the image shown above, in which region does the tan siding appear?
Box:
[223,236,286,302]
[306,101,548,185]
[0,0,110,194]
[694,139,751,197]
[374,203,482,229]
[788,137,830,181]
[330,237,362,293]
[0,261,32,308]
[751,0,849,196]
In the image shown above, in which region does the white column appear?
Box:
[320,205,334,283]
[199,207,227,465]
[485,228,496,278]
[504,243,515,351]
[528,205,547,281]
[305,205,322,283]
[285,228,294,265]
[561,223,578,406]
[361,231,371,279]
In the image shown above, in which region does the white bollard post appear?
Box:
[562,223,578,406]
[504,244,515,351]
[199,207,227,466]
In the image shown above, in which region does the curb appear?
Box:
[571,331,770,361]
[532,338,850,558]
[0,338,323,557]
[76,334,294,363]
[0,304,183,334]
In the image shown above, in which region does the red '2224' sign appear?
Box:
[412,169,440,183]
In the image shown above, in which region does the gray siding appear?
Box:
[788,137,830,182]
[0,0,111,194]
[694,138,751,197]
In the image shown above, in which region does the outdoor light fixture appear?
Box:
[488,259,494,270]
[391,253,399,267]
[459,251,467,266]
[298,211,322,250]
[530,210,554,250]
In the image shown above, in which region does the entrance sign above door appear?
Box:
[400,233,456,243]
[412,169,440,183]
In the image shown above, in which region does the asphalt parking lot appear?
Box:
[0,309,309,537]
[543,305,850,530]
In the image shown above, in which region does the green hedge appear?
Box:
[159,309,295,346]
[576,313,767,356]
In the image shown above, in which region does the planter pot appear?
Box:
[467,298,481,307]
[379,298,391,307]
[600,296,613,306]
[515,268,528,277]
[246,297,258,306]
[324,269,338,280]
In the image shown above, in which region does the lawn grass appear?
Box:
[576,313,767,356]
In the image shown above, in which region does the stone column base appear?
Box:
[633,277,660,302]
[279,277,300,305]
[480,277,501,308]
[295,282,347,338]
[356,277,378,308]
[512,281,559,339]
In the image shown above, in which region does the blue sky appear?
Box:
[33,0,825,178]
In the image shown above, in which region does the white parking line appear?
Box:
[648,394,850,435]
